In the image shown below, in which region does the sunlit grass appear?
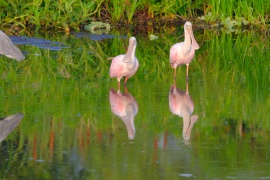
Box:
[205,0,269,28]
[0,0,268,30]
[1,0,103,30]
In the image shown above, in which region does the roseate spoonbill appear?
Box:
[0,30,25,61]
[109,88,138,140]
[110,37,139,89]
[169,82,198,141]
[0,113,24,142]
[170,22,199,81]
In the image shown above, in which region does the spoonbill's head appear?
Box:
[123,37,137,63]
[184,22,200,50]
[129,37,137,46]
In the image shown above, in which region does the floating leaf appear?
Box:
[149,34,158,41]
[84,21,111,34]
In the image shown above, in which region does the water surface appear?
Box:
[0,28,269,179]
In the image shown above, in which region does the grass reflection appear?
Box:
[0,29,269,178]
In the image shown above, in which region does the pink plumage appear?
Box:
[169,22,199,80]
[109,88,138,140]
[169,84,198,141]
[110,37,139,89]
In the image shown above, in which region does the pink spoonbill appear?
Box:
[0,30,25,61]
[169,22,199,81]
[110,37,139,90]
[169,82,198,141]
[109,88,138,140]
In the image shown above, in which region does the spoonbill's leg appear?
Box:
[124,86,128,93]
[186,80,189,94]
[186,64,189,81]
[117,78,121,91]
[124,76,128,86]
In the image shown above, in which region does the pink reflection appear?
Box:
[109,88,138,140]
[169,83,198,141]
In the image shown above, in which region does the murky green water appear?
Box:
[0,28,269,179]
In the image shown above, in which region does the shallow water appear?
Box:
[0,28,269,179]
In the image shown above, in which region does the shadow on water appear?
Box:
[10,36,69,51]
[72,32,126,41]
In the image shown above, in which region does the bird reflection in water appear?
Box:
[169,82,198,141]
[0,113,24,142]
[109,88,138,140]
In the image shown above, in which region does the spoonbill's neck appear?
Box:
[125,44,137,70]
[182,28,192,54]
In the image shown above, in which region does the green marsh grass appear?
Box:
[206,0,269,27]
[126,0,141,23]
[1,0,103,30]
[197,29,269,132]
[1,0,268,30]
[105,0,126,22]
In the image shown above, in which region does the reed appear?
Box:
[105,0,126,22]
[0,0,268,30]
[126,0,141,23]
[205,0,269,28]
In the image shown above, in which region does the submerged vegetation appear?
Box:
[0,0,269,31]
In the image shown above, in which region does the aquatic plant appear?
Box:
[84,21,111,34]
